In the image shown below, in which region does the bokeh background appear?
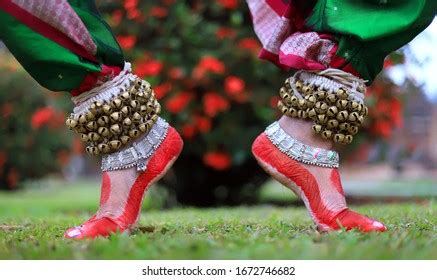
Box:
[0,1,436,207]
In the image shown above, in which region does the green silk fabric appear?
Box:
[0,0,124,92]
[307,0,437,82]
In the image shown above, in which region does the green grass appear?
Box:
[0,180,436,259]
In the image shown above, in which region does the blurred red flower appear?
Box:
[217,0,239,10]
[0,150,6,170]
[1,102,13,119]
[154,82,172,100]
[193,55,226,79]
[116,35,136,50]
[149,6,168,18]
[135,59,163,77]
[238,38,261,54]
[216,27,237,39]
[203,151,232,170]
[224,76,249,103]
[181,124,196,140]
[165,91,193,113]
[168,67,184,80]
[194,115,212,133]
[111,10,123,26]
[203,92,230,117]
[31,107,56,129]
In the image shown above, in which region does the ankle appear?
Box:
[278,116,333,150]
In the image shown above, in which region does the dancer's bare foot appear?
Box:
[252,116,386,233]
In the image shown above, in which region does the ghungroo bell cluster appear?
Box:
[277,78,368,144]
[65,78,161,155]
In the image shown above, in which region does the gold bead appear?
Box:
[322,130,333,140]
[78,114,87,125]
[120,135,131,145]
[327,119,339,129]
[129,129,141,138]
[327,106,339,117]
[334,133,345,144]
[111,98,123,109]
[344,135,353,144]
[97,116,110,126]
[98,143,111,154]
[339,122,351,131]
[326,93,337,104]
[86,121,98,131]
[348,125,359,135]
[348,112,360,122]
[336,111,349,122]
[109,140,122,150]
[336,99,349,110]
[102,104,113,115]
[312,124,323,134]
[80,133,89,143]
[110,124,122,135]
[316,114,328,124]
[110,112,121,123]
[297,110,307,119]
[97,127,111,137]
[88,132,100,142]
[132,112,142,123]
[122,117,132,127]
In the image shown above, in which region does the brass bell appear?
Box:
[327,119,339,129]
[138,123,147,133]
[357,116,364,124]
[297,99,306,110]
[278,101,288,114]
[317,114,328,124]
[288,108,298,118]
[295,80,303,91]
[361,106,368,116]
[336,110,349,122]
[98,127,111,137]
[136,91,146,102]
[290,95,298,106]
[76,126,87,133]
[148,101,156,113]
[86,121,98,131]
[339,122,351,131]
[314,91,326,100]
[145,120,155,130]
[348,125,359,135]
[336,89,348,100]
[120,106,131,117]
[130,100,140,110]
[305,95,316,108]
[307,108,317,119]
[312,124,323,134]
[109,140,122,150]
[86,146,100,156]
[120,91,130,101]
[132,112,142,123]
[111,98,123,109]
[98,143,111,154]
[89,101,102,115]
[65,118,78,129]
[315,101,328,113]
[139,105,148,116]
[110,112,121,123]
[97,116,110,126]
[327,106,339,117]
[297,110,307,119]
[80,133,89,143]
[321,130,333,140]
[155,103,161,115]
[333,133,345,144]
[302,85,313,95]
[120,135,131,145]
[122,117,132,127]
[349,101,360,111]
[150,114,158,122]
[348,112,360,122]
[85,111,96,121]
[284,78,291,89]
[326,93,337,104]
[129,86,138,96]
[88,132,101,142]
[135,79,142,89]
[279,87,288,99]
[102,104,113,115]
[78,114,87,125]
[110,124,122,135]
[344,135,353,144]
[336,99,349,110]
[129,129,141,138]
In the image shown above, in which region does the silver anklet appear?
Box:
[265,122,339,168]
[101,117,169,171]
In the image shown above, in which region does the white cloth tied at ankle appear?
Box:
[101,117,169,172]
[265,122,339,168]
